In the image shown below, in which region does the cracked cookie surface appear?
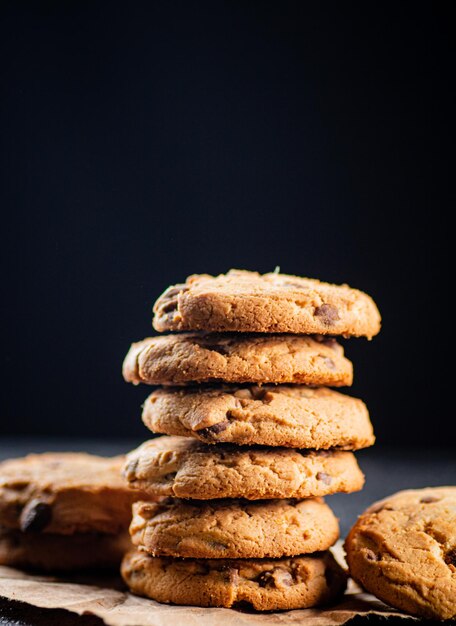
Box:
[344,487,456,620]
[121,548,346,610]
[0,453,140,535]
[130,497,339,559]
[0,525,131,571]
[123,333,353,387]
[124,436,365,499]
[141,385,374,449]
[153,269,381,338]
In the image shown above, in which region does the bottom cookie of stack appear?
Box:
[122,549,346,610]
[121,497,346,609]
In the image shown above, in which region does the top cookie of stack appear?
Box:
[152,269,380,337]
[120,270,380,610]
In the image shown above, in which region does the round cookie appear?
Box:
[142,386,374,450]
[344,487,456,621]
[152,269,381,338]
[0,453,139,535]
[130,497,339,559]
[122,548,347,610]
[124,437,365,500]
[123,333,353,387]
[0,526,131,571]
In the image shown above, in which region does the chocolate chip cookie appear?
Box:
[0,453,139,535]
[121,549,346,610]
[130,497,339,559]
[123,333,353,387]
[153,269,381,338]
[124,436,365,499]
[141,385,374,449]
[345,487,456,620]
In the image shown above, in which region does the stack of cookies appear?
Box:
[121,270,381,610]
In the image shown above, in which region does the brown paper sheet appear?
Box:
[0,544,415,625]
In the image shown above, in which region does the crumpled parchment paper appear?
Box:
[0,544,414,625]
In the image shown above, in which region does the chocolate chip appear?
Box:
[273,570,293,588]
[157,285,188,316]
[164,285,187,298]
[123,458,139,480]
[319,337,338,349]
[206,421,229,434]
[223,566,239,585]
[420,496,441,503]
[314,304,340,325]
[238,386,273,403]
[257,571,275,588]
[20,499,52,532]
[257,569,293,589]
[208,540,228,551]
[316,472,332,485]
[323,357,336,370]
[444,548,456,567]
[198,421,230,440]
[160,300,178,314]
[256,390,274,403]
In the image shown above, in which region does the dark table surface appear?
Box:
[0,438,455,625]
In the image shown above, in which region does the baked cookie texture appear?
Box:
[121,549,347,610]
[124,437,365,500]
[142,386,374,450]
[153,269,381,338]
[0,526,131,571]
[0,453,139,535]
[345,487,456,620]
[130,498,339,559]
[123,333,353,387]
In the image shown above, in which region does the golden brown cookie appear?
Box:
[121,548,346,610]
[153,269,381,338]
[123,333,353,387]
[0,453,139,535]
[344,487,456,620]
[130,498,339,559]
[142,386,374,450]
[0,525,131,571]
[124,437,365,500]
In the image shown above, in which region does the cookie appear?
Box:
[344,487,456,620]
[0,525,131,571]
[122,548,346,610]
[153,269,381,338]
[124,436,365,500]
[123,333,353,387]
[142,386,374,450]
[130,497,339,559]
[0,453,139,535]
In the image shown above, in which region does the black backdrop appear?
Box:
[1,2,453,444]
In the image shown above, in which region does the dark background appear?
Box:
[1,2,453,444]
